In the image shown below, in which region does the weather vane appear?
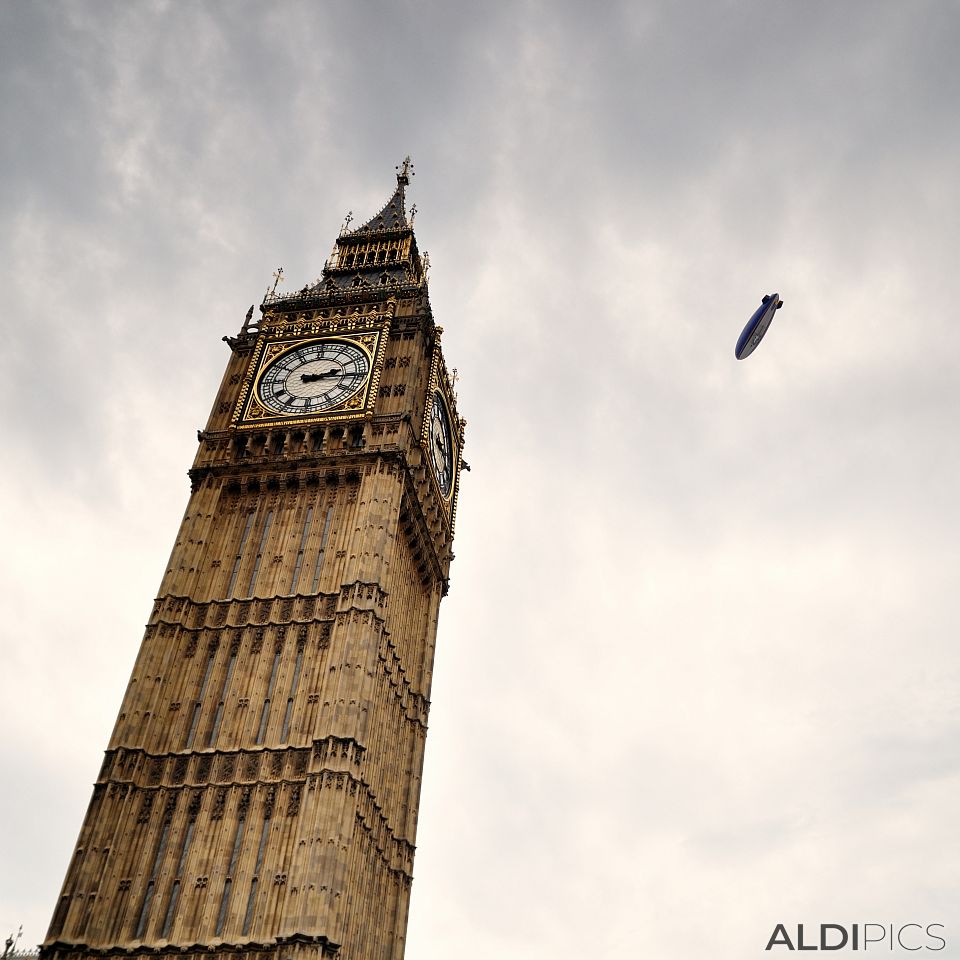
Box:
[263,266,285,302]
[3,927,23,960]
[396,156,415,183]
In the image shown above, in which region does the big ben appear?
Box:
[41,160,465,960]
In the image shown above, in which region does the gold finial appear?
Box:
[341,210,353,235]
[4,927,23,960]
[409,203,417,224]
[263,267,285,302]
[396,156,414,185]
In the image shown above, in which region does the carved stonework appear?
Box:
[136,794,154,824]
[243,753,260,780]
[172,756,188,784]
[44,169,463,960]
[218,753,237,781]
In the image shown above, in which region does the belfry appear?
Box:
[42,161,465,960]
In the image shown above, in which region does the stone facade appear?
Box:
[42,164,464,960]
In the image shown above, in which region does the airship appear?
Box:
[735,293,784,360]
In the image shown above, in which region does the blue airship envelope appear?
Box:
[735,293,784,360]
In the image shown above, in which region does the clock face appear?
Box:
[428,391,455,498]
[257,340,371,415]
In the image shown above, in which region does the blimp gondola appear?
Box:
[735,293,784,360]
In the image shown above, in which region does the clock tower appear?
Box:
[42,161,465,960]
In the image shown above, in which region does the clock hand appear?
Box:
[301,368,342,383]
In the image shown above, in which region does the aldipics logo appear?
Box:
[765,924,946,952]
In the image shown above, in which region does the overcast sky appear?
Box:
[1,2,958,957]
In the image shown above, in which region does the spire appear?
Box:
[262,160,426,307]
[347,156,415,235]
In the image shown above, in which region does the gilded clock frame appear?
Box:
[421,339,464,523]
[233,325,389,429]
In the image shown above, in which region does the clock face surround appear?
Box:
[428,390,455,498]
[256,339,371,416]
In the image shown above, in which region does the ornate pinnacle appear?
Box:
[262,266,284,304]
[396,156,414,186]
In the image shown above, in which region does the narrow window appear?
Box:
[310,507,334,593]
[161,817,195,939]
[134,818,171,939]
[49,896,71,939]
[208,646,238,747]
[247,510,274,596]
[77,895,96,937]
[255,647,282,745]
[225,511,256,598]
[185,650,217,749]
[289,507,314,594]
[280,642,306,743]
[134,886,154,939]
[242,817,272,936]
[215,814,246,936]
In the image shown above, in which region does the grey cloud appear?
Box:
[2,1,958,956]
